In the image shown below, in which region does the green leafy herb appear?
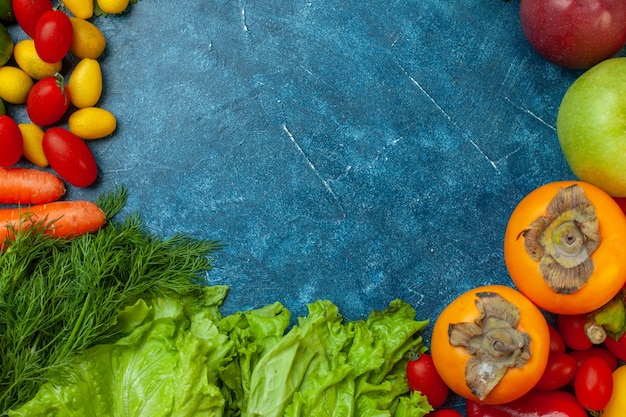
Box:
[2,187,430,417]
[0,187,222,415]
[8,287,232,417]
[9,296,431,417]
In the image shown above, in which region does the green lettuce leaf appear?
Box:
[218,301,293,415]
[220,298,432,417]
[10,288,432,417]
[8,286,231,417]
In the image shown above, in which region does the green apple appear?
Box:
[556,57,626,197]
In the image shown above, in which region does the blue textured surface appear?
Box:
[8,0,615,411]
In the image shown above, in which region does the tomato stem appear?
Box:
[52,71,67,103]
[585,291,626,343]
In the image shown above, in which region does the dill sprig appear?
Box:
[0,187,223,415]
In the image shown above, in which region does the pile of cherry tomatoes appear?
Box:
[0,0,130,187]
[540,314,618,412]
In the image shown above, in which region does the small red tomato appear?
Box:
[614,197,626,216]
[534,352,578,391]
[557,314,593,350]
[570,347,618,372]
[548,324,566,354]
[42,127,98,187]
[26,73,71,126]
[0,115,23,166]
[33,9,73,63]
[426,409,462,417]
[574,357,613,412]
[12,0,52,38]
[604,333,626,361]
[406,353,449,409]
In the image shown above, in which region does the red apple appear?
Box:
[519,0,626,69]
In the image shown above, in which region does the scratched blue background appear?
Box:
[8,0,617,412]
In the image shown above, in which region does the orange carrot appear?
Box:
[0,167,66,204]
[0,200,106,246]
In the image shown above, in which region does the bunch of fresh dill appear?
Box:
[0,186,223,415]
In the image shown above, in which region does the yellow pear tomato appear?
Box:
[64,0,93,19]
[0,66,33,104]
[69,17,106,59]
[13,39,62,80]
[19,123,47,167]
[97,0,129,15]
[602,365,626,417]
[68,57,102,108]
[68,107,116,140]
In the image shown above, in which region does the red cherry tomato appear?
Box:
[534,352,577,391]
[26,73,71,126]
[33,9,73,63]
[614,197,626,216]
[557,314,593,350]
[570,347,618,372]
[11,0,52,38]
[519,0,626,69]
[406,353,449,409]
[427,409,462,417]
[548,324,566,354]
[604,333,626,361]
[42,127,98,187]
[0,115,23,166]
[574,357,613,412]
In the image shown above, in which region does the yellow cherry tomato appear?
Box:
[19,123,48,167]
[63,0,93,19]
[0,66,33,104]
[69,17,106,59]
[68,58,102,108]
[68,107,117,139]
[97,0,129,15]
[13,39,62,80]
[602,365,626,417]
